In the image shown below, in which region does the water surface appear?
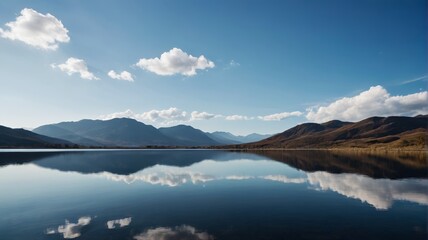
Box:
[0,150,426,240]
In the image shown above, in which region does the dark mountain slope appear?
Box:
[33,124,101,146]
[159,125,221,146]
[34,118,173,147]
[0,125,72,148]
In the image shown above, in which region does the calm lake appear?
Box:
[0,150,427,240]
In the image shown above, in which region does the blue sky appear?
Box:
[0,0,426,135]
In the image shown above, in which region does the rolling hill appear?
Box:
[234,115,428,149]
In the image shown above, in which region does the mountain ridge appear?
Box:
[33,118,270,147]
[232,115,427,149]
[0,125,73,148]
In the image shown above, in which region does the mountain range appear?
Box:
[1,115,426,149]
[31,118,271,147]
[235,115,427,149]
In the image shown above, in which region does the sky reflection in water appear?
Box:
[0,150,426,240]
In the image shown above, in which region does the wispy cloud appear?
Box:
[401,74,428,84]
[225,115,254,121]
[258,111,303,121]
[224,59,240,70]
[229,59,240,67]
[0,8,69,50]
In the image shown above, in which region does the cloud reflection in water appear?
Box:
[107,217,132,229]
[46,216,91,239]
[307,172,428,210]
[94,159,428,210]
[133,225,214,240]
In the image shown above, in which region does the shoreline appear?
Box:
[0,147,426,152]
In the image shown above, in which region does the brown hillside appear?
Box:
[235,115,428,149]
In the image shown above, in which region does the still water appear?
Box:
[0,150,426,240]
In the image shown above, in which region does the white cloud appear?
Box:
[139,108,189,124]
[99,109,136,120]
[262,175,307,184]
[108,70,134,82]
[46,216,91,239]
[107,217,132,229]
[306,86,428,122]
[224,175,253,180]
[225,115,253,121]
[258,111,303,121]
[99,108,220,125]
[100,109,304,123]
[134,225,214,240]
[307,172,428,210]
[402,74,428,84]
[190,111,217,121]
[52,57,99,80]
[0,8,69,50]
[136,48,215,76]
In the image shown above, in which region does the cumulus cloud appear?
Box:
[225,115,253,121]
[0,8,69,50]
[46,216,91,239]
[190,111,217,121]
[136,48,215,76]
[134,225,214,240]
[99,109,136,120]
[99,108,220,125]
[139,108,189,124]
[107,217,132,229]
[224,175,254,180]
[306,86,428,122]
[99,108,187,124]
[100,171,215,187]
[307,172,428,210]
[99,108,303,124]
[258,111,303,121]
[52,57,99,80]
[108,70,134,82]
[262,175,307,184]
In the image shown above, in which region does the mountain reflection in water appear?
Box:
[0,149,426,240]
